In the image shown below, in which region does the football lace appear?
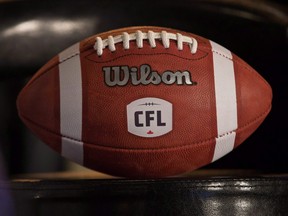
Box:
[94,30,198,56]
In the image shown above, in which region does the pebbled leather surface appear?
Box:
[2,176,288,216]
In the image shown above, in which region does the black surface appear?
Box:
[2,176,288,216]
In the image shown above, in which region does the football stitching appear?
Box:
[59,52,79,63]
[19,103,271,152]
[93,31,198,56]
[81,26,207,48]
[85,51,209,63]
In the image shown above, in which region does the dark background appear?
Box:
[0,0,287,177]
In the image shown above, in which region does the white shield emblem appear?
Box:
[127,97,173,138]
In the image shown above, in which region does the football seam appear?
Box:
[18,103,271,152]
[59,52,80,63]
[85,51,209,63]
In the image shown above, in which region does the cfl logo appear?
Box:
[134,110,166,128]
[127,98,173,138]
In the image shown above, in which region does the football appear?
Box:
[17,26,272,178]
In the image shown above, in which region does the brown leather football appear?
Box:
[17,26,272,178]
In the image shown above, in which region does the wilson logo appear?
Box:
[127,98,173,138]
[102,64,196,86]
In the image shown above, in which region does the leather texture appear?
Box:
[2,175,288,216]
